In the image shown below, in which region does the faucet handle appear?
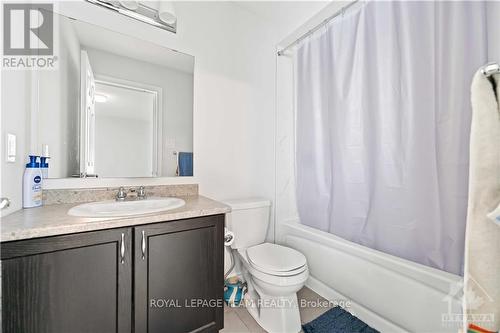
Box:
[137,186,146,199]
[116,187,127,201]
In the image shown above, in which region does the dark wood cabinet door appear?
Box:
[134,215,224,333]
[1,228,132,333]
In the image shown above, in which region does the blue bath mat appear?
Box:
[302,306,379,333]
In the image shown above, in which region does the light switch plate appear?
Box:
[6,133,16,163]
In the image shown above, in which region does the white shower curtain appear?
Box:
[295,1,487,275]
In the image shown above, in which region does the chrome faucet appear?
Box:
[137,186,146,200]
[116,186,146,201]
[116,187,127,201]
[129,186,147,200]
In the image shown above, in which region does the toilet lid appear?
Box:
[246,243,307,273]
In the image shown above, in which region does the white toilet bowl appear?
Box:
[223,198,309,333]
[237,242,309,333]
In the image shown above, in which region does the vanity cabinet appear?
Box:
[134,215,224,333]
[1,215,224,333]
[1,228,133,333]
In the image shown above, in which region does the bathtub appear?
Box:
[279,221,463,333]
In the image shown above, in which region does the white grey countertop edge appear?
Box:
[1,195,230,242]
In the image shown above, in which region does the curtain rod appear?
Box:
[277,0,359,56]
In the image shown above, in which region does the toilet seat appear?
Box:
[245,243,308,276]
[238,249,309,287]
[234,242,309,332]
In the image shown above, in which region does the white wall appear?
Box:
[1,70,33,215]
[85,47,193,177]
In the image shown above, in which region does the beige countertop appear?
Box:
[1,196,230,242]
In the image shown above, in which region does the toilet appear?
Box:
[224,198,309,333]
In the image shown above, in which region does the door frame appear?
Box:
[93,74,163,177]
[79,50,96,177]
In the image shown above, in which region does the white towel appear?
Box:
[464,70,500,331]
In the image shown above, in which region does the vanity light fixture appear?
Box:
[95,93,108,103]
[158,1,176,25]
[86,0,177,33]
[118,0,139,10]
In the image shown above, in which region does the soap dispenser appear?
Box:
[23,155,43,208]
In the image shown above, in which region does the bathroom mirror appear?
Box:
[34,12,194,178]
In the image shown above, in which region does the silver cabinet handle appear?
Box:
[141,230,146,260]
[120,233,125,264]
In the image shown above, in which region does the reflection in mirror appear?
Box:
[93,80,156,178]
[35,13,194,178]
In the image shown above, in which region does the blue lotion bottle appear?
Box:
[23,155,43,208]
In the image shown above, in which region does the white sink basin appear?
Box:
[68,197,185,218]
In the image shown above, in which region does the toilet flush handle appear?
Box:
[0,197,10,210]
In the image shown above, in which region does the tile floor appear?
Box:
[221,287,333,333]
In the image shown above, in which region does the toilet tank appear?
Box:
[224,198,271,250]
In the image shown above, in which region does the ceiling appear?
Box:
[234,1,330,34]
